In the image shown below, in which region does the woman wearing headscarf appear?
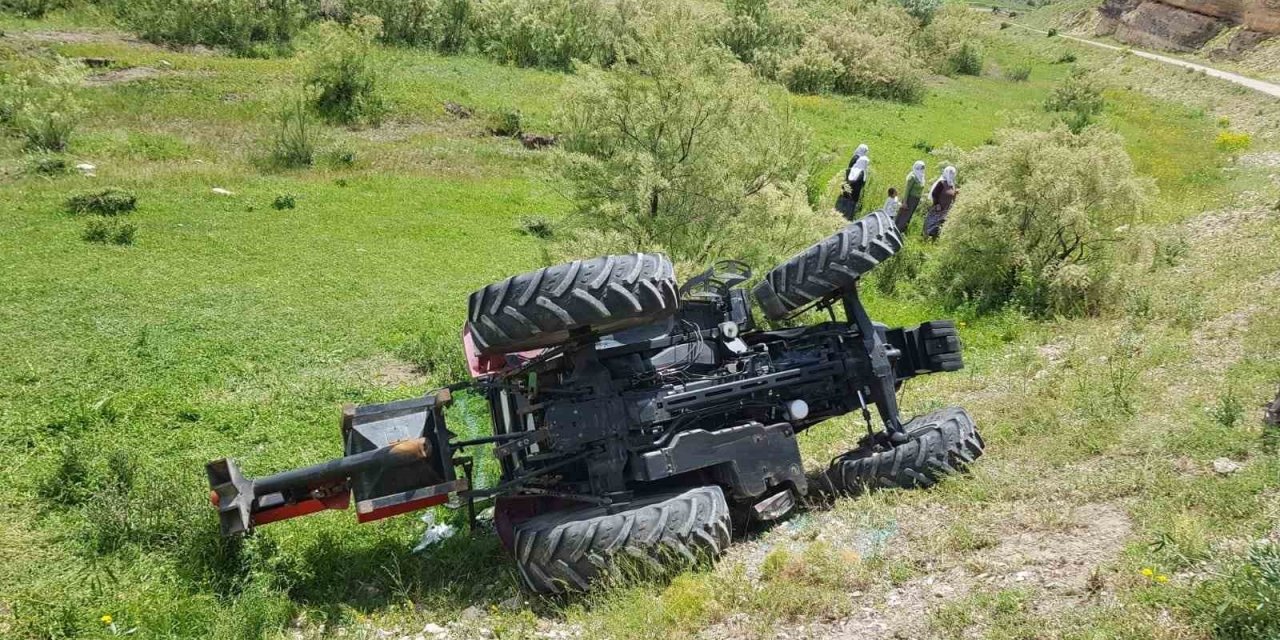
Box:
[846,143,869,173]
[842,155,870,221]
[895,160,926,232]
[923,165,958,239]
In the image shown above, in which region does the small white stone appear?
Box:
[1212,458,1242,475]
[211,187,234,196]
[423,623,446,636]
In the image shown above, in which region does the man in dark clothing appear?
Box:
[923,166,958,239]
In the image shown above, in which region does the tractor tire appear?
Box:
[466,253,679,354]
[753,211,903,320]
[511,485,732,595]
[824,406,983,494]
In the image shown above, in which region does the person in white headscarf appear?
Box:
[845,143,869,175]
[839,155,870,221]
[894,160,926,232]
[923,165,958,239]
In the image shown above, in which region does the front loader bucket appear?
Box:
[207,389,466,536]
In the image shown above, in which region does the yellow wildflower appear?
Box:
[1140,567,1154,577]
[1156,575,1169,583]
[101,614,113,625]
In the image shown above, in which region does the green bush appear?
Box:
[66,188,138,216]
[1045,68,1104,133]
[3,60,84,152]
[305,16,388,126]
[114,0,308,57]
[346,0,473,50]
[896,0,942,24]
[716,0,807,72]
[1005,64,1031,82]
[27,154,68,176]
[1191,543,1280,639]
[555,36,825,271]
[471,0,637,70]
[483,108,522,137]
[272,194,297,210]
[926,127,1150,317]
[82,218,137,245]
[948,41,983,76]
[792,24,925,103]
[517,215,554,239]
[0,0,69,18]
[265,96,318,168]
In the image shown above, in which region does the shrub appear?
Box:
[555,37,824,271]
[925,127,1150,317]
[0,0,69,18]
[345,0,472,51]
[716,0,807,72]
[1045,68,1104,133]
[517,215,554,239]
[28,154,67,176]
[471,0,638,70]
[1191,543,1280,639]
[272,194,297,210]
[1215,130,1251,159]
[265,96,317,168]
[896,0,942,24]
[778,40,843,94]
[305,16,388,126]
[1005,64,1031,82]
[66,188,138,215]
[483,108,522,137]
[796,24,925,103]
[82,218,137,245]
[115,0,308,57]
[3,60,84,152]
[948,41,983,76]
[1047,27,1058,37]
[1056,51,1077,63]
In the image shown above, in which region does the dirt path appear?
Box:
[1008,22,1280,99]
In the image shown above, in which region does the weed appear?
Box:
[305,16,388,127]
[27,154,67,176]
[82,219,137,245]
[1215,131,1251,160]
[1209,388,1243,429]
[517,215,553,239]
[1005,64,1031,82]
[272,194,296,210]
[5,60,84,152]
[0,0,69,18]
[265,96,317,169]
[115,0,307,56]
[1056,51,1077,63]
[1191,543,1280,638]
[1047,28,1058,37]
[483,108,523,137]
[948,42,983,76]
[912,139,934,153]
[324,147,357,167]
[1153,234,1189,268]
[66,188,138,216]
[36,443,95,507]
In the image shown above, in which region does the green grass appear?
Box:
[2,6,1276,640]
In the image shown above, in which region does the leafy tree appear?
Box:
[554,37,831,272]
[926,127,1151,316]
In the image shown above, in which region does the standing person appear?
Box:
[843,155,870,221]
[895,160,926,232]
[923,165,958,239]
[845,143,869,176]
[881,187,900,219]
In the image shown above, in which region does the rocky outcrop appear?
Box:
[1098,0,1278,53]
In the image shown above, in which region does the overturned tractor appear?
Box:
[207,211,984,594]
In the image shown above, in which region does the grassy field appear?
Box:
[1,4,1277,640]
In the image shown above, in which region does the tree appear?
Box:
[553,36,831,272]
[927,126,1151,316]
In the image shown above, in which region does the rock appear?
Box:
[1115,1,1229,52]
[1212,457,1242,475]
[75,162,96,176]
[519,133,558,150]
[442,101,474,119]
[499,595,524,611]
[423,622,446,636]
[458,606,484,622]
[211,187,234,196]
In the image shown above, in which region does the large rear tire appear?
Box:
[466,253,678,354]
[511,486,732,594]
[824,406,983,494]
[753,211,903,320]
